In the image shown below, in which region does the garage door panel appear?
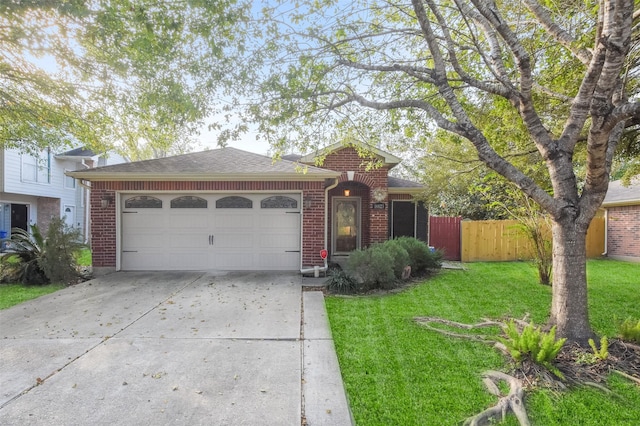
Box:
[214,252,255,269]
[122,252,165,270]
[170,232,208,249]
[214,232,254,249]
[168,213,209,229]
[120,193,300,271]
[259,233,299,249]
[172,252,210,269]
[123,212,166,228]
[255,252,300,270]
[215,212,253,228]
[123,232,165,249]
[257,213,300,229]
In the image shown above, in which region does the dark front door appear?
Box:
[391,201,415,238]
[11,204,28,231]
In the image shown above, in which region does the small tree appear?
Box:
[483,182,553,285]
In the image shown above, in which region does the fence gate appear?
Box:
[429,216,462,261]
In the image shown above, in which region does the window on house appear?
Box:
[216,196,252,208]
[21,150,51,184]
[261,196,297,209]
[170,196,207,208]
[64,171,76,189]
[124,196,162,208]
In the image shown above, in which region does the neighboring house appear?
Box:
[67,143,427,274]
[0,146,126,243]
[601,178,640,262]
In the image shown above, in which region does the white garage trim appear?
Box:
[117,192,302,271]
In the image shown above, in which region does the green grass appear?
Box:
[0,249,90,309]
[0,283,65,310]
[74,248,92,267]
[325,260,640,425]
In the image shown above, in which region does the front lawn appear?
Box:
[325,260,640,425]
[0,283,65,310]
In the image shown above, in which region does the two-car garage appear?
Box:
[119,193,301,271]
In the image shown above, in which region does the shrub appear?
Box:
[0,218,85,285]
[325,269,360,294]
[618,318,640,344]
[39,218,85,283]
[394,237,443,275]
[499,321,566,378]
[346,245,396,290]
[380,240,410,279]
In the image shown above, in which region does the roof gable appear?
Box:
[67,147,339,181]
[298,142,402,168]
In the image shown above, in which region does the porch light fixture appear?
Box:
[101,195,113,208]
[303,195,312,209]
[344,189,350,197]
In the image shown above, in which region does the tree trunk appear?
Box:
[549,218,595,344]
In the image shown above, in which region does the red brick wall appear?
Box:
[321,147,390,249]
[90,180,326,268]
[36,197,60,234]
[607,205,640,260]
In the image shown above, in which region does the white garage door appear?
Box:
[120,193,301,271]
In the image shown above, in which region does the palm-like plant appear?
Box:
[1,225,48,284]
[0,218,85,285]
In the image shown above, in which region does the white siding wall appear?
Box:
[1,148,83,232]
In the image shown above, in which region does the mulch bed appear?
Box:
[511,339,640,390]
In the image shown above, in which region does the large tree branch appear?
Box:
[522,0,592,65]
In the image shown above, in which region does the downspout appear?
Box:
[300,177,339,277]
[80,161,92,244]
[602,209,608,256]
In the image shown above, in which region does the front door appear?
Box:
[11,204,28,231]
[332,197,360,254]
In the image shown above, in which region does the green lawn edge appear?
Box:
[325,259,640,425]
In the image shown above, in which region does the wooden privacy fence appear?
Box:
[460,218,606,262]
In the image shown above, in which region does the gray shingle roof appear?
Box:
[67,147,339,181]
[388,176,423,188]
[57,147,97,157]
[602,178,640,206]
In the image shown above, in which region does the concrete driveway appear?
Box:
[0,272,351,425]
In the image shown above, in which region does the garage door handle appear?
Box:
[209,235,214,245]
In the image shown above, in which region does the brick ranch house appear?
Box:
[601,178,640,263]
[68,143,427,274]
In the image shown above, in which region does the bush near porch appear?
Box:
[325,260,640,425]
[326,237,443,293]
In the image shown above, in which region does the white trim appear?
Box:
[299,141,402,166]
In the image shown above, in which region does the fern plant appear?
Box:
[500,321,567,378]
[588,337,609,361]
[618,318,640,344]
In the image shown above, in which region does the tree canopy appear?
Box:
[246,0,640,342]
[0,0,251,159]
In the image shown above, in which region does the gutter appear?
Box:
[300,177,339,277]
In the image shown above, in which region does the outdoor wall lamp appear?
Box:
[344,189,350,197]
[303,195,312,209]
[101,195,113,208]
